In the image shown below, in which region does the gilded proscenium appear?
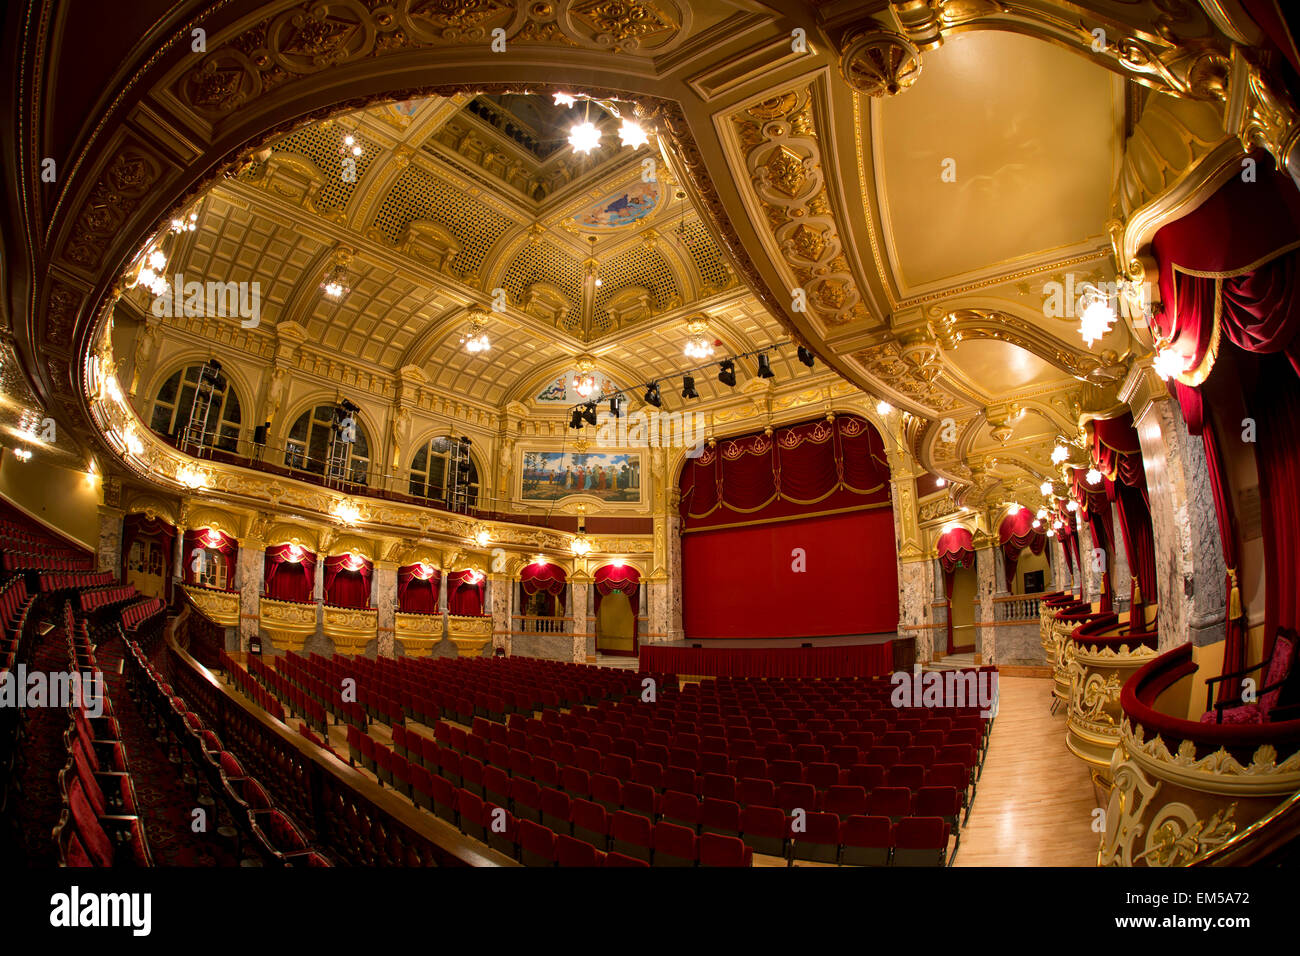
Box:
[1065,639,1160,776]
[1100,718,1300,866]
[395,610,443,658]
[259,596,319,654]
[183,585,240,627]
[323,605,378,656]
[448,613,493,657]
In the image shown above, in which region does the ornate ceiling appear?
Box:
[3,0,1294,523]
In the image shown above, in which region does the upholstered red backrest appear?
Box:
[1262,633,1297,715]
[65,830,94,868]
[894,816,948,849]
[219,752,245,778]
[267,811,307,851]
[72,744,107,817]
[68,778,113,868]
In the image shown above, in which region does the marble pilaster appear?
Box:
[570,578,590,662]
[896,558,933,664]
[1133,393,1227,650]
[1110,501,1133,612]
[647,578,668,644]
[96,506,123,578]
[974,545,997,664]
[237,541,265,653]
[313,557,324,603]
[489,572,510,655]
[374,561,396,658]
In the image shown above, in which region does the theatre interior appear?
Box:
[1,0,1298,870]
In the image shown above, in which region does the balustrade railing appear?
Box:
[993,590,1047,622]
[514,615,572,634]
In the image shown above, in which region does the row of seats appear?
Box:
[123,623,329,866]
[1,552,94,572]
[78,584,139,613]
[120,597,164,632]
[38,571,115,593]
[219,651,286,721]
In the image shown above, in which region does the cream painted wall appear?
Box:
[0,454,101,549]
[1014,549,1051,594]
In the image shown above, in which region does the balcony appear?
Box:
[1099,643,1300,866]
[395,610,443,657]
[258,597,318,653]
[447,614,493,658]
[322,603,378,656]
[182,584,239,627]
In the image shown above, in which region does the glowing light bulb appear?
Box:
[876,401,892,415]
[1051,444,1069,465]
[554,93,577,107]
[1077,285,1117,346]
[618,120,649,148]
[1153,346,1188,381]
[568,121,601,154]
[1086,468,1102,486]
[1067,500,1079,512]
[1039,480,1053,496]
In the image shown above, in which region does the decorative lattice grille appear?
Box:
[267,126,379,212]
[592,245,680,331]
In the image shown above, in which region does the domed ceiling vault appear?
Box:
[5,0,1294,528]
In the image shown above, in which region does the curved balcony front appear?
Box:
[182,584,240,627]
[395,610,444,657]
[259,597,318,654]
[1100,643,1300,866]
[447,614,493,658]
[322,604,378,656]
[1065,609,1160,778]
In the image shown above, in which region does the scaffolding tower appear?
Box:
[446,437,473,514]
[180,359,224,457]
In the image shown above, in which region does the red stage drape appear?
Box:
[1089,413,1158,617]
[997,507,1045,592]
[520,562,565,617]
[1068,468,1115,612]
[638,642,894,678]
[264,544,315,603]
[181,527,238,586]
[323,553,372,608]
[682,508,898,639]
[1151,157,1300,697]
[1250,356,1300,657]
[398,564,439,613]
[679,414,891,530]
[122,514,177,596]
[447,569,486,616]
[593,564,640,617]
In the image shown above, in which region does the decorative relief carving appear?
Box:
[839,30,923,98]
[66,150,162,270]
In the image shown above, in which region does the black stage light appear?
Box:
[582,402,599,426]
[644,382,662,408]
[717,359,736,388]
[569,408,584,429]
[681,375,698,400]
[797,345,815,368]
[757,353,775,379]
[609,395,622,417]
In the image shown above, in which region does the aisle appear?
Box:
[954,676,1101,866]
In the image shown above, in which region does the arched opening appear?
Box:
[447,568,486,616]
[148,363,242,452]
[324,552,372,608]
[398,562,440,614]
[284,404,372,485]
[594,563,640,656]
[264,543,315,604]
[519,562,566,632]
[182,527,239,590]
[409,436,479,508]
[936,526,975,657]
[122,514,176,600]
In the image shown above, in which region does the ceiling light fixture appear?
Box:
[643,382,662,408]
[717,359,736,388]
[571,535,592,557]
[1077,283,1117,347]
[13,447,31,462]
[569,120,601,154]
[554,93,577,108]
[797,345,815,368]
[681,375,698,400]
[935,478,946,487]
[756,353,775,379]
[683,316,715,360]
[170,210,198,233]
[876,400,892,415]
[618,120,649,149]
[321,247,353,301]
[572,358,598,399]
[459,311,491,354]
[1085,468,1102,486]
[584,236,602,289]
[1051,444,1069,465]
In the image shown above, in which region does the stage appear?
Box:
[637,634,907,679]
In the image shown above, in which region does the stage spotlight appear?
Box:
[681,375,698,400]
[609,395,622,418]
[717,359,736,388]
[797,345,814,368]
[582,402,598,426]
[569,408,584,429]
[757,353,775,379]
[643,382,662,408]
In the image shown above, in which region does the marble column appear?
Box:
[313,557,324,603]
[96,506,123,579]
[570,577,590,663]
[374,561,396,658]
[1131,382,1227,650]
[664,514,684,642]
[438,569,449,614]
[974,545,997,664]
[1110,501,1133,614]
[647,577,668,645]
[1078,519,1097,604]
[489,572,510,655]
[237,541,265,653]
[896,558,933,664]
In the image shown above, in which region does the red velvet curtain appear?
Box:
[1090,413,1158,612]
[936,526,974,654]
[181,527,238,586]
[323,553,372,608]
[1249,356,1300,656]
[998,507,1045,592]
[447,569,486,616]
[398,564,439,613]
[679,414,891,530]
[593,564,640,616]
[264,544,315,603]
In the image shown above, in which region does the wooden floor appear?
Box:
[954,676,1102,866]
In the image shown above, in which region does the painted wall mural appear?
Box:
[572,182,658,229]
[521,451,642,503]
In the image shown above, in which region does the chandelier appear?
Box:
[1076,282,1116,347]
[321,247,353,301]
[571,535,592,557]
[684,316,714,360]
[460,311,491,354]
[555,92,654,154]
[572,358,598,399]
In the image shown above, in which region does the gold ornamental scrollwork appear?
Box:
[839,30,923,98]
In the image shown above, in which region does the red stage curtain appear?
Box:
[594,564,640,640]
[638,642,894,678]
[324,554,372,608]
[398,564,439,613]
[264,544,315,603]
[447,569,486,616]
[682,507,898,639]
[181,527,238,586]
[679,415,890,530]
[520,563,565,617]
[1090,413,1158,612]
[936,525,975,654]
[998,507,1045,592]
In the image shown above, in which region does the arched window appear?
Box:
[409,436,478,507]
[148,365,242,452]
[284,404,371,483]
